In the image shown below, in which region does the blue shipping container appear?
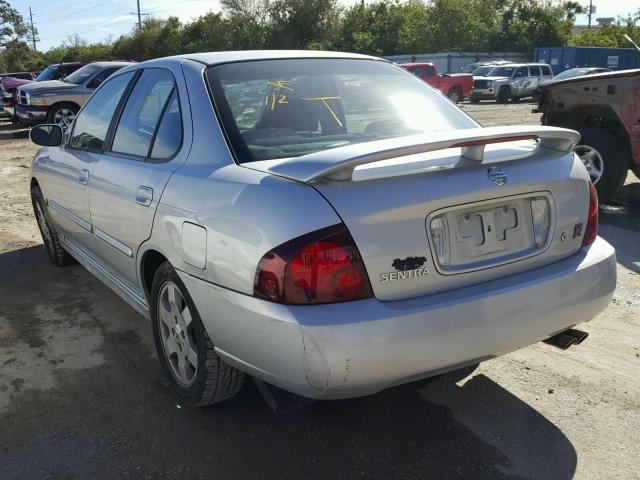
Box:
[533,46,640,74]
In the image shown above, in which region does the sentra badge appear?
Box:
[380,256,430,283]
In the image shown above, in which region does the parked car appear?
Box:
[28,51,615,406]
[471,63,554,103]
[539,68,640,201]
[400,62,473,103]
[531,67,612,100]
[16,61,134,129]
[2,62,91,119]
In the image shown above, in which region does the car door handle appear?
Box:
[135,186,153,207]
[78,169,90,185]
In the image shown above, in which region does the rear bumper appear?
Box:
[179,237,616,399]
[15,103,47,125]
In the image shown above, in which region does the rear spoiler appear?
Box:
[265,126,580,182]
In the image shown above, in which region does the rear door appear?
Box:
[88,67,189,294]
[39,71,135,255]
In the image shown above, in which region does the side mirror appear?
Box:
[30,124,63,147]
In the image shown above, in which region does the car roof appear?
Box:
[145,50,383,67]
[85,61,136,68]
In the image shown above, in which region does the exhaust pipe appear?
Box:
[543,328,589,350]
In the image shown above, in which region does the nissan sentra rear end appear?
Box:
[176,55,616,400]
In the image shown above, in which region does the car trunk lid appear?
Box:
[246,126,590,301]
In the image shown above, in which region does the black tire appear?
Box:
[46,102,79,130]
[31,185,75,267]
[151,261,244,406]
[447,87,462,104]
[576,127,628,202]
[510,95,520,103]
[470,98,480,104]
[497,87,511,104]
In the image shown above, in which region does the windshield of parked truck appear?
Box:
[36,66,62,81]
[64,64,101,85]
[487,66,516,77]
[208,59,478,163]
[472,66,494,76]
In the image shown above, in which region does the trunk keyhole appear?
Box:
[487,225,492,232]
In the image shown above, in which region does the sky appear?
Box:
[12,0,640,52]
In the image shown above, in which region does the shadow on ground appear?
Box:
[0,246,577,479]
[0,119,28,140]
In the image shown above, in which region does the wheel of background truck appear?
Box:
[151,261,245,406]
[575,127,628,202]
[447,87,462,104]
[30,185,75,267]
[497,87,511,104]
[47,102,78,131]
[510,95,520,103]
[470,98,480,104]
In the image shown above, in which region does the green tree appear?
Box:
[0,0,29,47]
[181,12,231,53]
[569,11,640,48]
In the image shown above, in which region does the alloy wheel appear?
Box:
[157,281,198,387]
[53,108,76,130]
[574,144,604,184]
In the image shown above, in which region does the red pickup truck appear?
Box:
[400,63,473,103]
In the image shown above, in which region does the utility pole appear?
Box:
[588,0,593,28]
[136,0,142,29]
[29,7,36,51]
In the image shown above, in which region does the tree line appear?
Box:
[0,0,639,73]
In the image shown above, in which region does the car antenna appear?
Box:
[624,34,640,52]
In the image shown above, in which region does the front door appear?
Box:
[43,71,135,254]
[89,68,186,294]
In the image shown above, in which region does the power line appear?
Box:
[37,17,132,41]
[34,2,106,25]
[32,0,88,17]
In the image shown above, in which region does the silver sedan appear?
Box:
[28,51,616,406]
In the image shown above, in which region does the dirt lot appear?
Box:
[1,103,639,479]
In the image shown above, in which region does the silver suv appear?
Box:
[471,63,553,103]
[16,61,135,129]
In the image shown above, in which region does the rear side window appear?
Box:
[529,66,541,76]
[150,90,182,159]
[541,65,552,76]
[406,66,423,77]
[70,72,134,151]
[111,69,175,158]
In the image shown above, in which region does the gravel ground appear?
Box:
[0,102,639,480]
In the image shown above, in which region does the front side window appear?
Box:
[529,66,542,76]
[111,69,175,158]
[514,67,528,78]
[70,72,134,151]
[207,59,477,163]
[87,67,122,89]
[487,66,515,78]
[541,65,552,76]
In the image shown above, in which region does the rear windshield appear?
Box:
[207,59,477,163]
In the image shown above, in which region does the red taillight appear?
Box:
[582,182,598,246]
[254,224,373,304]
